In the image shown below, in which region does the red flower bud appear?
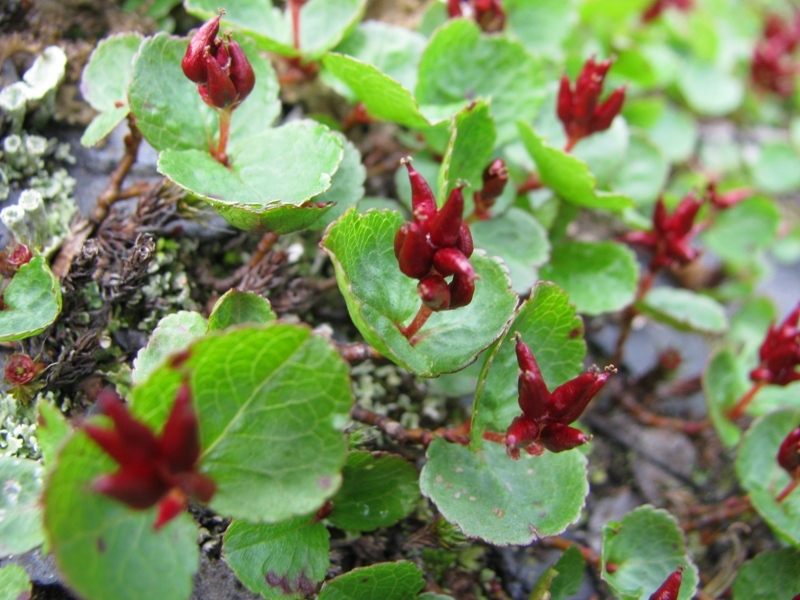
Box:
[403,160,437,223]
[7,244,32,268]
[777,424,800,476]
[447,0,505,32]
[750,303,800,387]
[394,222,435,279]
[418,274,451,311]
[540,423,590,453]
[448,270,475,309]
[432,247,474,279]
[429,185,465,248]
[182,13,222,84]
[4,353,40,386]
[481,159,509,200]
[227,40,256,102]
[456,223,474,258]
[648,566,684,600]
[505,414,541,460]
[549,368,613,425]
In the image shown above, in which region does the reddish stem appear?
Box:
[612,269,657,365]
[776,478,799,503]
[516,172,543,195]
[215,108,232,166]
[564,136,579,153]
[680,496,752,531]
[289,0,305,50]
[727,381,765,420]
[400,304,433,344]
[539,536,612,573]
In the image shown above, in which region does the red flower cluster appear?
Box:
[505,334,614,459]
[447,0,506,33]
[751,12,800,97]
[642,0,693,22]
[706,182,751,210]
[181,13,255,110]
[620,193,704,270]
[778,424,800,479]
[0,243,32,278]
[750,303,800,387]
[557,57,626,151]
[4,353,41,387]
[394,160,476,312]
[472,158,509,221]
[649,566,684,600]
[84,386,216,530]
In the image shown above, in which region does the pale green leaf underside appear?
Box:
[703,349,747,448]
[208,290,276,331]
[637,287,727,334]
[131,311,208,386]
[80,32,142,111]
[420,439,588,545]
[321,209,517,377]
[0,456,44,555]
[0,256,62,342]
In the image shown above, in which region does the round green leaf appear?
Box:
[322,53,432,129]
[328,452,419,532]
[129,34,280,153]
[438,100,496,201]
[751,142,800,195]
[548,546,586,600]
[610,133,669,206]
[736,409,800,546]
[646,105,698,164]
[308,134,366,230]
[223,517,330,599]
[733,549,800,600]
[132,325,353,522]
[636,287,727,333]
[131,311,208,386]
[208,290,276,331]
[504,0,577,57]
[540,241,638,316]
[0,457,44,555]
[318,561,424,600]
[518,122,634,211]
[601,506,698,600]
[321,209,517,378]
[80,33,142,146]
[420,438,588,545]
[0,564,30,600]
[158,120,344,233]
[0,256,62,342]
[677,61,743,116]
[570,117,630,187]
[703,196,780,265]
[703,348,747,448]
[471,283,586,443]
[44,433,199,600]
[471,207,550,294]
[416,20,543,143]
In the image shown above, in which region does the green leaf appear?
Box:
[331,21,426,93]
[131,311,208,386]
[540,241,638,316]
[504,0,577,57]
[158,120,344,233]
[610,133,669,206]
[733,549,800,600]
[750,382,800,416]
[208,290,276,331]
[37,401,72,467]
[328,452,419,532]
[187,0,367,61]
[751,142,800,194]
[601,506,698,600]
[0,564,30,600]
[308,134,366,230]
[703,196,780,265]
[0,456,44,555]
[130,34,280,152]
[438,100,496,201]
[44,433,199,600]
[471,283,585,443]
[677,61,743,116]
[636,288,727,334]
[223,517,330,599]
[570,117,630,187]
[736,409,800,546]
[646,105,698,164]
[471,207,550,294]
[321,209,517,377]
[132,325,353,522]
[0,256,62,342]
[518,122,634,211]
[549,546,586,600]
[416,20,543,143]
[420,438,588,545]
[79,33,142,146]
[318,562,424,600]
[580,0,650,20]
[703,348,747,447]
[322,53,432,129]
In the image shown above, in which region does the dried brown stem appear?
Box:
[337,342,382,364]
[349,404,470,448]
[620,393,709,435]
[93,115,143,223]
[679,496,752,531]
[539,536,611,573]
[247,232,280,268]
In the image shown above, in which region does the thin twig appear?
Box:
[538,536,612,573]
[349,404,470,447]
[337,342,382,364]
[620,393,709,435]
[93,115,143,223]
[680,496,752,532]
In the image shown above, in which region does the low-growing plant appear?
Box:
[2,0,800,599]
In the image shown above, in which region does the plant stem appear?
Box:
[727,381,765,420]
[401,304,433,344]
[289,0,306,50]
[611,269,656,365]
[539,536,611,573]
[247,232,279,268]
[776,478,799,503]
[93,115,143,222]
[349,404,471,447]
[564,137,579,153]
[679,496,752,531]
[215,108,232,166]
[620,393,709,435]
[337,342,382,364]
[516,172,543,195]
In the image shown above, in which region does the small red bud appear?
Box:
[418,274,451,311]
[432,247,474,280]
[540,423,590,453]
[199,50,238,109]
[448,271,475,309]
[182,14,222,84]
[549,367,613,425]
[394,222,435,279]
[227,40,256,104]
[403,159,437,223]
[158,383,201,473]
[648,566,684,600]
[590,86,625,133]
[557,75,573,124]
[154,488,188,530]
[505,414,540,460]
[777,424,800,476]
[456,223,474,258]
[4,353,39,386]
[480,158,509,200]
[7,244,32,268]
[429,185,465,248]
